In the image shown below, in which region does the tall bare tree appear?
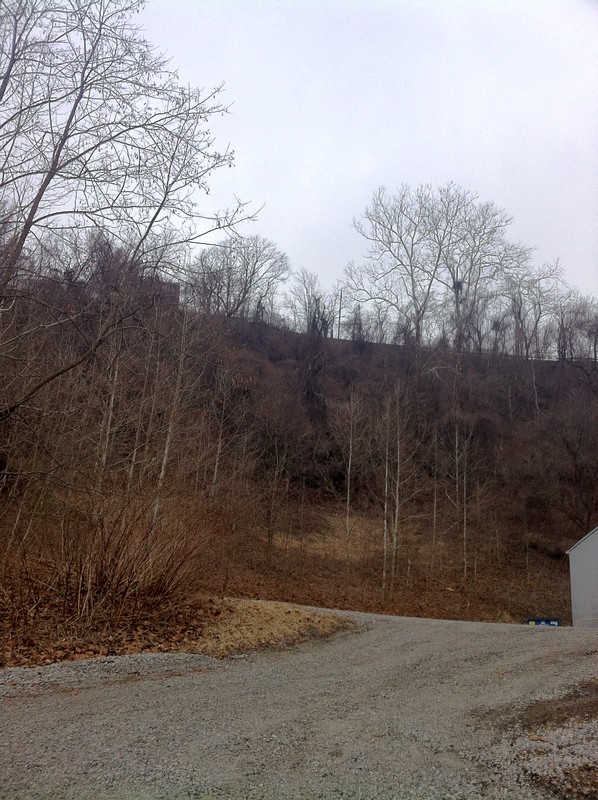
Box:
[349,185,442,348]
[189,236,289,320]
[553,290,598,362]
[502,263,562,359]
[284,268,338,337]
[330,386,370,573]
[349,183,530,352]
[0,0,244,420]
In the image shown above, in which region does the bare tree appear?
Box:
[505,261,563,359]
[585,299,598,367]
[0,0,242,266]
[0,0,244,420]
[371,381,424,599]
[284,268,338,337]
[552,291,598,362]
[189,236,289,320]
[330,387,370,573]
[349,184,530,352]
[349,185,442,348]
[431,185,530,353]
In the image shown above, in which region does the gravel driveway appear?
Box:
[1,611,597,800]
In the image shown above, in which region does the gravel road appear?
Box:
[1,611,597,800]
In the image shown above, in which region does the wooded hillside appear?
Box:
[2,263,596,632]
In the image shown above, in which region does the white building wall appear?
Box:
[568,527,598,629]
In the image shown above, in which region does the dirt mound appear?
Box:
[1,595,352,668]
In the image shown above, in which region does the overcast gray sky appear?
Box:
[140,0,598,296]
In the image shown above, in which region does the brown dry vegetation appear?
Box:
[202,506,571,627]
[1,295,597,668]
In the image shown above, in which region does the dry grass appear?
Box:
[196,598,352,658]
[213,504,571,628]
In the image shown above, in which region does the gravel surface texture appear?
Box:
[1,610,597,800]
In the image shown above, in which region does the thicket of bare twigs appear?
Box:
[1,275,596,657]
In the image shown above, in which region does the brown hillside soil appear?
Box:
[207,507,572,626]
